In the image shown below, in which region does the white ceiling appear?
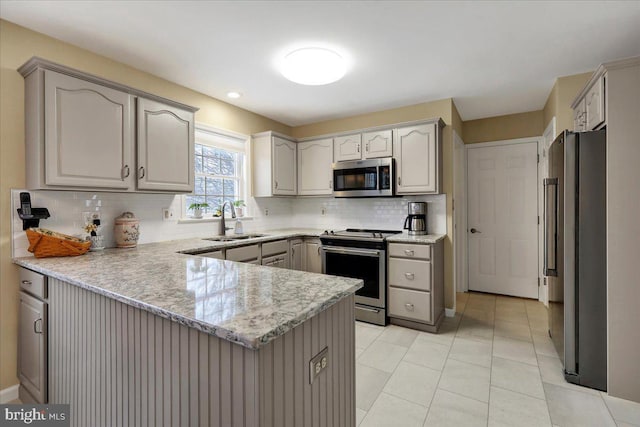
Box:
[2,1,640,126]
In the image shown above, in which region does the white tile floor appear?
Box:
[356,292,640,427]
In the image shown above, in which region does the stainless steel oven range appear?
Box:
[320,229,401,325]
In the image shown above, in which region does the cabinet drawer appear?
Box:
[226,244,260,262]
[388,287,432,323]
[201,251,223,260]
[262,239,288,257]
[19,268,47,299]
[388,243,430,260]
[389,258,431,291]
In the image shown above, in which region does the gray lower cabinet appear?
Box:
[45,278,356,427]
[18,267,48,403]
[387,240,444,333]
[304,238,323,273]
[262,239,289,268]
[290,239,304,270]
[226,244,260,263]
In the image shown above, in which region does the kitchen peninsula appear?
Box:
[14,231,361,427]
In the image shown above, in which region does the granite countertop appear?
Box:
[13,228,362,350]
[386,232,446,244]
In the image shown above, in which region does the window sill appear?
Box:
[177,216,253,225]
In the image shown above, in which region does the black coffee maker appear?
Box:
[403,202,427,235]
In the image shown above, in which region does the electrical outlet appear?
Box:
[162,208,173,221]
[309,347,329,384]
[264,208,269,216]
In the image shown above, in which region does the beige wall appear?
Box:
[463,110,544,144]
[543,72,592,136]
[291,99,452,138]
[0,19,291,391]
[292,99,457,311]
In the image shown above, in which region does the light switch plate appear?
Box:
[309,346,329,384]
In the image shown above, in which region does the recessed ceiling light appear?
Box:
[227,91,242,99]
[281,47,347,86]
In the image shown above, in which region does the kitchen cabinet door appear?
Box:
[394,123,441,194]
[334,134,362,161]
[43,70,134,189]
[573,99,586,131]
[298,138,334,195]
[363,130,393,159]
[304,239,323,273]
[272,136,297,195]
[137,97,194,192]
[18,291,47,403]
[290,239,304,271]
[585,76,605,130]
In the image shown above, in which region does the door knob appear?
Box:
[470,228,481,234]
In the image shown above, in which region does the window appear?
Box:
[184,125,247,218]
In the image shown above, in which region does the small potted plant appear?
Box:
[188,202,209,219]
[233,200,246,217]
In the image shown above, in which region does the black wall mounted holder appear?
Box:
[17,191,50,230]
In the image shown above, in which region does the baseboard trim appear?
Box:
[445,308,456,317]
[0,384,19,403]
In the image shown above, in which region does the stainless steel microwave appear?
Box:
[332,158,395,197]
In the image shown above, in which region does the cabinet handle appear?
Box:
[357,144,360,153]
[404,303,414,312]
[21,280,32,286]
[318,246,321,255]
[398,176,402,186]
[366,142,370,152]
[122,165,130,179]
[404,272,415,280]
[404,249,414,256]
[33,318,43,334]
[138,166,145,179]
[275,180,278,189]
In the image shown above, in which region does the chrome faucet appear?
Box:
[218,201,236,236]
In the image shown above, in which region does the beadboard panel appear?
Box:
[48,278,355,426]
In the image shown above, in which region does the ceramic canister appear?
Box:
[114,212,140,248]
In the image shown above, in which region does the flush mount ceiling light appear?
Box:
[280,47,347,85]
[226,91,242,99]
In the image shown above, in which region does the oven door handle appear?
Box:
[321,246,381,257]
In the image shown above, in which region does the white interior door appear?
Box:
[453,132,468,293]
[467,141,539,298]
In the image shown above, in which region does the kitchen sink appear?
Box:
[203,233,267,242]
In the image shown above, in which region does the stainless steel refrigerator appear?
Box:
[544,129,607,391]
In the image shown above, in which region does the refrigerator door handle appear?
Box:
[544,178,558,276]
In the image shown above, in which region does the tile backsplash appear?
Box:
[11,189,445,258]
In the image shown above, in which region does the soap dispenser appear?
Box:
[234,218,244,235]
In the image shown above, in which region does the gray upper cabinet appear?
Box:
[393,120,443,194]
[252,132,297,197]
[19,57,198,192]
[42,70,134,189]
[272,136,297,195]
[573,72,606,132]
[297,138,333,195]
[362,129,393,159]
[333,134,362,161]
[136,98,194,192]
